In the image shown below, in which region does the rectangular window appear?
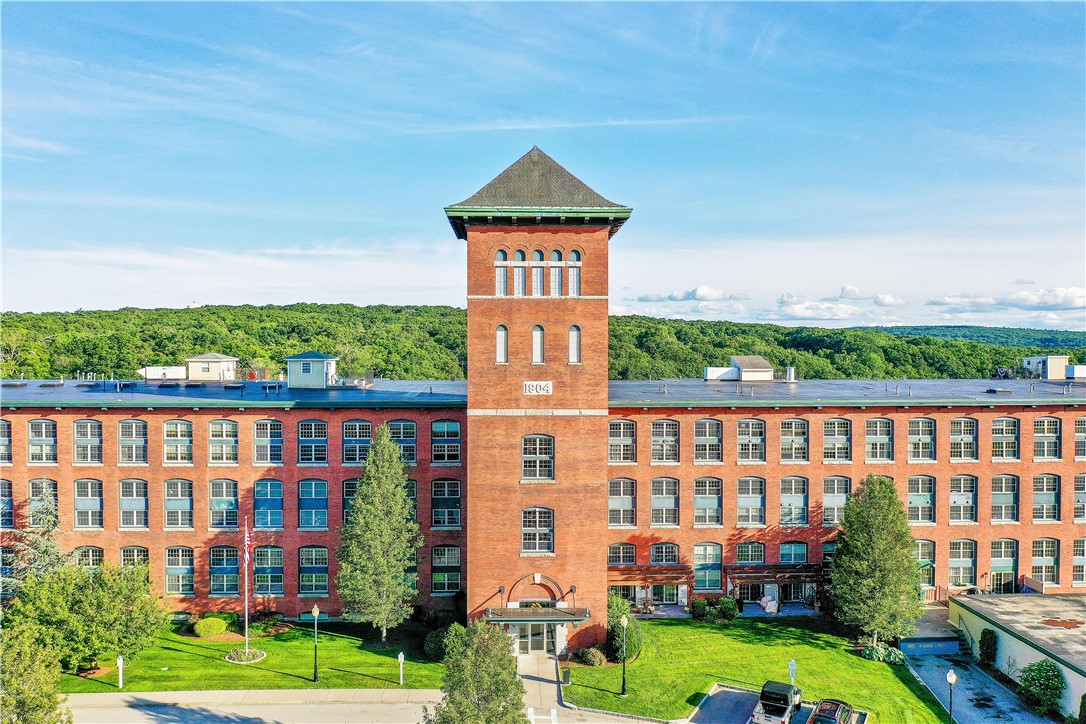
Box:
[949,476,977,522]
[254,421,284,464]
[255,479,284,528]
[210,547,240,595]
[1075,475,1086,522]
[1076,418,1086,459]
[650,478,679,525]
[299,547,329,595]
[908,476,935,523]
[74,479,104,528]
[74,421,103,463]
[513,266,526,296]
[119,420,148,463]
[991,475,1019,522]
[120,479,149,528]
[432,572,461,593]
[0,480,13,529]
[521,436,554,480]
[865,419,893,462]
[1032,539,1058,584]
[608,421,636,463]
[914,541,934,587]
[28,478,58,528]
[1033,418,1061,460]
[28,420,58,463]
[693,420,722,462]
[164,479,194,528]
[1032,475,1059,521]
[737,477,766,524]
[1073,539,1085,585]
[948,540,976,587]
[495,266,508,296]
[298,421,328,463]
[254,547,285,595]
[950,419,978,461]
[165,547,194,596]
[651,545,679,565]
[389,421,417,465]
[822,476,850,526]
[209,479,239,528]
[568,266,581,297]
[609,545,636,565]
[299,480,329,528]
[209,421,239,463]
[343,421,372,464]
[693,478,723,525]
[908,419,935,461]
[992,418,1019,460]
[431,421,461,464]
[780,419,808,462]
[650,421,679,463]
[693,544,722,590]
[779,477,808,525]
[737,420,766,462]
[521,508,554,553]
[0,420,11,463]
[163,421,193,463]
[531,266,544,297]
[608,479,635,526]
[822,420,851,461]
[549,265,562,297]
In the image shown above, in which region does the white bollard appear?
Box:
[117,656,124,689]
[398,651,405,686]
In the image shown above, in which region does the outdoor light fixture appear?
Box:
[946,668,958,723]
[499,585,505,608]
[312,604,321,683]
[620,614,629,697]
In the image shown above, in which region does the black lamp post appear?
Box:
[312,604,320,683]
[946,668,957,723]
[620,614,628,697]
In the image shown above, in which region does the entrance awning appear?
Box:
[484,607,591,624]
[725,564,822,585]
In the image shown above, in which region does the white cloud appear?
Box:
[635,284,749,303]
[769,299,865,321]
[873,294,907,308]
[925,287,1084,312]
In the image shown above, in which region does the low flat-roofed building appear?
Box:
[950,593,1086,717]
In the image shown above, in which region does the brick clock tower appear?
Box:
[445,148,631,653]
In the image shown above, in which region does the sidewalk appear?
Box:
[66,688,443,709]
[519,654,644,723]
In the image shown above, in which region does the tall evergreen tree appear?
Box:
[0,620,73,724]
[831,474,924,646]
[423,621,528,724]
[2,487,67,596]
[335,423,423,644]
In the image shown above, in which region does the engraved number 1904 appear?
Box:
[523,381,553,395]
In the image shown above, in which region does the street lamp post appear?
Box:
[946,668,957,723]
[312,604,321,683]
[620,615,628,697]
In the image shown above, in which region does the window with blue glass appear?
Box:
[343,478,358,523]
[299,546,329,595]
[74,420,103,464]
[693,477,722,525]
[431,546,461,594]
[163,420,193,464]
[389,421,417,465]
[166,546,195,596]
[737,477,766,525]
[693,542,722,590]
[210,479,239,528]
[74,479,104,528]
[298,421,328,464]
[210,546,240,595]
[779,477,808,525]
[120,479,149,528]
[432,479,462,529]
[255,546,285,595]
[431,421,461,464]
[119,420,148,464]
[29,478,58,528]
[343,420,372,464]
[299,479,328,528]
[28,420,57,463]
[1,546,14,597]
[0,420,10,463]
[254,420,284,464]
[255,479,284,528]
[1,480,12,529]
[164,479,194,528]
[780,542,808,563]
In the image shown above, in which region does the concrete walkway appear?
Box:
[518,653,643,723]
[907,654,1048,724]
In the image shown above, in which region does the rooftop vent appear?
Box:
[985,388,1013,395]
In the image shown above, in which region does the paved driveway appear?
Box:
[907,654,1047,724]
[692,688,813,724]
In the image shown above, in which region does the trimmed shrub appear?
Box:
[193,617,228,638]
[690,598,709,621]
[203,611,240,631]
[424,625,451,662]
[883,647,906,665]
[716,598,739,623]
[979,628,997,667]
[251,609,281,627]
[1018,659,1065,716]
[571,647,607,667]
[604,595,643,663]
[860,644,888,662]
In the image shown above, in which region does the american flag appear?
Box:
[244,522,251,566]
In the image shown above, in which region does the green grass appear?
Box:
[59,622,444,693]
[564,617,945,722]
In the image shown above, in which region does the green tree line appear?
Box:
[1,304,1081,381]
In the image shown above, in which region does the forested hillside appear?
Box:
[1,305,1082,381]
[850,325,1086,350]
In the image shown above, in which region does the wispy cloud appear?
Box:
[926,287,1085,313]
[635,284,749,303]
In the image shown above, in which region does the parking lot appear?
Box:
[691,685,868,724]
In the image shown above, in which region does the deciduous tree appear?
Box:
[0,620,72,724]
[830,474,924,646]
[335,424,423,644]
[423,621,528,724]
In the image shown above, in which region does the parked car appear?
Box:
[752,680,804,724]
[805,699,855,724]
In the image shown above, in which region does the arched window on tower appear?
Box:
[494,250,508,296]
[531,251,545,296]
[513,251,527,296]
[568,325,581,364]
[568,250,581,297]
[496,325,508,364]
[549,251,563,297]
[532,325,545,364]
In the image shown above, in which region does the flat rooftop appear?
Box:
[1,377,1082,409]
[952,594,1086,676]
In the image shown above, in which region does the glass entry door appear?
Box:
[651,584,677,604]
[518,624,554,654]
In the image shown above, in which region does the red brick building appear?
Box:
[2,148,1084,655]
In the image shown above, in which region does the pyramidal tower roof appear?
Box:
[444,147,631,239]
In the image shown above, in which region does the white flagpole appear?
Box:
[244,517,250,656]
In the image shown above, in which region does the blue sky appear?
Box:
[3,2,1084,329]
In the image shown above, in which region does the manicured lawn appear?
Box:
[59,622,444,693]
[564,617,945,722]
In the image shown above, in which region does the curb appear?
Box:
[65,690,444,709]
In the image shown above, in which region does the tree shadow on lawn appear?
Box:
[328,667,397,686]
[889,659,946,721]
[650,616,848,651]
[123,701,269,724]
